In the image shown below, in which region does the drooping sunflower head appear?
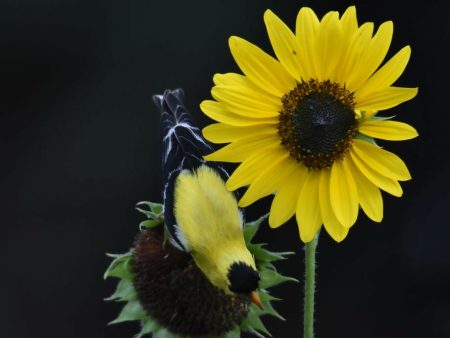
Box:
[202,6,418,243]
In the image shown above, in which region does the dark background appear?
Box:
[1,0,448,337]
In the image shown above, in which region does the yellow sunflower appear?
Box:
[201,6,418,243]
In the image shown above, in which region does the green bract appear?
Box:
[104,201,296,338]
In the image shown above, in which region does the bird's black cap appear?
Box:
[228,262,260,294]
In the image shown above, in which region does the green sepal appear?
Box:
[105,279,137,302]
[136,201,163,215]
[368,114,396,121]
[104,252,133,280]
[355,133,378,146]
[258,269,298,289]
[135,321,161,338]
[139,219,163,230]
[240,309,271,337]
[109,300,147,325]
[244,214,268,242]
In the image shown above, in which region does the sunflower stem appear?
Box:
[303,232,319,338]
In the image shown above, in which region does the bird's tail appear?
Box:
[152,89,213,180]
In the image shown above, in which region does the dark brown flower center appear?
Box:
[278,80,358,169]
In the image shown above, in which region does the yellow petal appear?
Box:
[352,139,411,181]
[200,100,278,126]
[355,46,411,99]
[350,21,393,91]
[213,73,281,106]
[337,22,374,90]
[340,6,358,36]
[229,36,296,97]
[239,153,294,207]
[350,150,403,197]
[269,164,308,228]
[316,11,343,82]
[318,169,349,242]
[356,87,418,111]
[264,10,303,81]
[330,159,359,228]
[359,120,418,141]
[295,7,320,80]
[202,123,277,144]
[226,146,286,190]
[347,156,383,222]
[204,134,280,163]
[211,85,280,118]
[296,170,322,243]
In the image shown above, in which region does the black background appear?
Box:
[1,0,449,337]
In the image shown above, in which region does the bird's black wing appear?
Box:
[152,89,229,251]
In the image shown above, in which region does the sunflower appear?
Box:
[201,6,418,243]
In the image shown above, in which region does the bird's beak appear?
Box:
[250,291,263,309]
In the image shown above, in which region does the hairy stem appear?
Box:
[304,232,319,338]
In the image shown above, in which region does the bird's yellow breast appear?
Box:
[173,165,255,292]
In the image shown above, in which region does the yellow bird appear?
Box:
[154,88,261,306]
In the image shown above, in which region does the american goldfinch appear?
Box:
[154,88,261,304]
[130,89,261,335]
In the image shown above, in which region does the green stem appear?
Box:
[304,232,319,338]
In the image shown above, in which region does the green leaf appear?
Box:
[104,252,133,280]
[258,269,298,289]
[109,301,146,325]
[139,219,163,230]
[105,279,137,302]
[244,214,268,243]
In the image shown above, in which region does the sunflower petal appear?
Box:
[264,10,303,81]
[319,169,349,242]
[350,21,393,91]
[213,73,281,106]
[340,6,358,36]
[356,87,418,111]
[204,134,280,163]
[295,7,320,80]
[352,139,411,181]
[359,120,418,141]
[226,146,286,190]
[350,150,403,197]
[347,156,383,222]
[296,171,322,243]
[211,85,280,118]
[229,36,296,96]
[200,100,277,126]
[316,11,343,82]
[355,46,411,99]
[239,154,294,207]
[338,22,374,90]
[330,159,359,228]
[202,123,277,144]
[269,164,308,228]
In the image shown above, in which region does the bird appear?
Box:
[131,88,261,336]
